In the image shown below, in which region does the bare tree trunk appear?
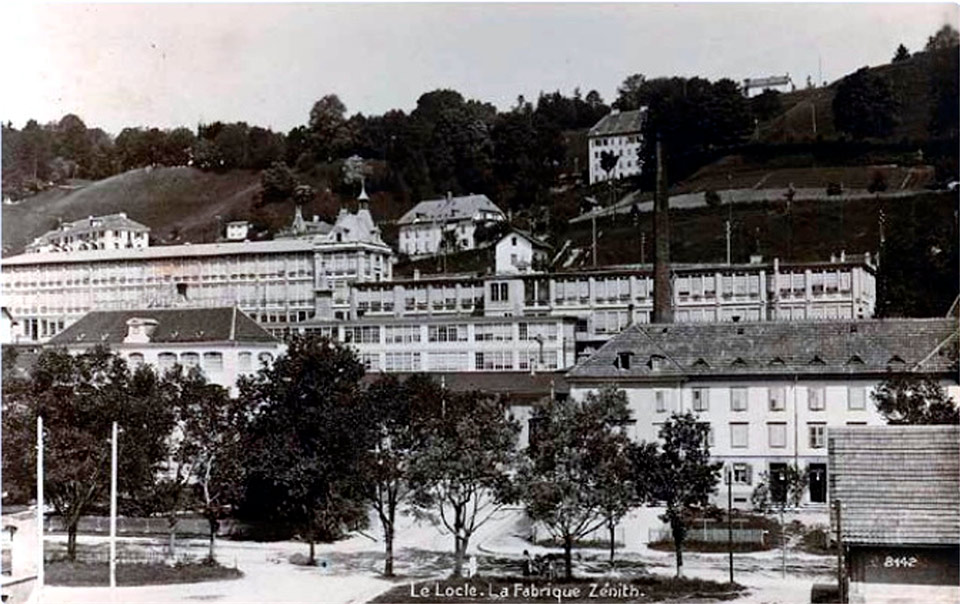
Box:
[384,523,394,577]
[169,525,176,558]
[308,536,316,566]
[67,523,78,561]
[609,520,616,565]
[671,518,684,577]
[207,517,219,562]
[564,534,573,580]
[452,533,465,578]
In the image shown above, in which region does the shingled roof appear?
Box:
[361,371,569,403]
[829,426,960,546]
[48,307,277,346]
[588,108,647,137]
[565,319,959,382]
[397,194,504,226]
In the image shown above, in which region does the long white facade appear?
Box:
[565,319,959,507]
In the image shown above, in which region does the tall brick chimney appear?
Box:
[652,137,673,323]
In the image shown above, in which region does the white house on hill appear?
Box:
[495,229,551,274]
[397,193,506,257]
[588,108,647,185]
[26,213,150,253]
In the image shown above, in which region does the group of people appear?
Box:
[521,549,559,580]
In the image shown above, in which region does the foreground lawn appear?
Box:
[46,560,243,587]
[371,576,744,603]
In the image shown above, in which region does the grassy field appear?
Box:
[371,576,743,603]
[45,559,242,587]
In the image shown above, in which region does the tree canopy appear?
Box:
[832,67,899,139]
[872,371,960,424]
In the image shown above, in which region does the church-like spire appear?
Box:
[358,177,370,212]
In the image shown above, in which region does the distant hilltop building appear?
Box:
[588,108,647,185]
[26,212,149,254]
[225,220,250,241]
[397,192,506,257]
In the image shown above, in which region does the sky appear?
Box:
[1,2,956,135]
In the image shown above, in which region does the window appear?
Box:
[385,325,421,344]
[428,324,467,343]
[360,353,380,371]
[428,352,469,371]
[768,423,787,448]
[808,424,826,449]
[475,351,514,371]
[731,387,748,412]
[768,386,786,411]
[257,352,274,365]
[655,390,668,413]
[808,386,825,411]
[345,326,381,344]
[158,353,177,372]
[475,323,512,342]
[490,282,509,302]
[733,463,752,485]
[692,388,709,412]
[181,352,200,368]
[128,353,144,368]
[699,422,716,447]
[848,386,866,410]
[385,352,421,372]
[730,423,749,448]
[238,352,252,372]
[203,352,223,373]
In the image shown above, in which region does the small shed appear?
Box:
[829,425,960,604]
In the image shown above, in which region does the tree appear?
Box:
[239,335,369,564]
[892,44,911,63]
[615,74,647,111]
[309,94,350,162]
[750,89,783,122]
[925,24,960,52]
[166,367,247,562]
[3,347,174,560]
[409,390,520,578]
[636,412,721,577]
[599,150,620,181]
[360,374,439,577]
[832,67,899,139]
[260,161,297,203]
[872,371,959,424]
[519,387,635,578]
[751,465,808,512]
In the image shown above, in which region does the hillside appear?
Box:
[758,48,952,143]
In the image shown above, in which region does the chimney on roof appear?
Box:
[125,318,158,344]
[446,191,452,202]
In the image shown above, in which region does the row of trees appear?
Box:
[1,339,724,579]
[4,336,955,576]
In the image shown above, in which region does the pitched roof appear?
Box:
[3,238,315,266]
[565,319,959,382]
[48,307,278,346]
[323,208,387,246]
[499,229,552,250]
[28,213,149,249]
[397,194,505,226]
[829,426,960,546]
[588,108,647,137]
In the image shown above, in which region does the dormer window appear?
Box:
[809,355,826,365]
[769,356,785,366]
[614,351,634,370]
[648,354,666,371]
[847,354,864,365]
[888,355,906,366]
[731,357,747,367]
[692,357,710,369]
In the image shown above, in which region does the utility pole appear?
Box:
[110,421,118,589]
[36,415,44,591]
[725,220,732,265]
[835,499,844,603]
[727,466,734,584]
[641,232,646,265]
[592,211,598,268]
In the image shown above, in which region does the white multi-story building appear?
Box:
[46,307,285,395]
[588,108,647,185]
[397,193,506,257]
[288,315,577,374]
[2,203,394,342]
[26,213,150,253]
[225,221,250,241]
[564,318,959,507]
